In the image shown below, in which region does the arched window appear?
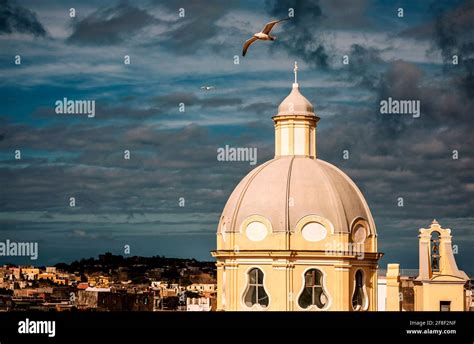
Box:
[298,269,328,309]
[352,270,366,311]
[430,231,441,272]
[243,268,268,308]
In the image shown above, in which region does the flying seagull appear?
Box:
[242,18,290,57]
[201,86,215,91]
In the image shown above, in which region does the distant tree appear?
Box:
[0,288,13,296]
[131,275,148,284]
[55,262,70,271]
[164,296,179,310]
[161,267,180,282]
[180,277,193,286]
[185,291,199,298]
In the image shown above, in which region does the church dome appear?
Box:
[213,63,381,312]
[219,156,375,235]
[218,62,376,239]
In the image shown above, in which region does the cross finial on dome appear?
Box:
[294,61,298,84]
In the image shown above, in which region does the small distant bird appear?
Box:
[242,18,290,56]
[201,86,215,91]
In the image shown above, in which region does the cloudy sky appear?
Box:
[0,0,473,274]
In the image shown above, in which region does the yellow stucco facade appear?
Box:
[213,237,381,311]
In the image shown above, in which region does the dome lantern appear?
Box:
[273,62,320,159]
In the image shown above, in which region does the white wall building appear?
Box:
[186,297,211,311]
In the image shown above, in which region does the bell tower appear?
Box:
[413,220,469,311]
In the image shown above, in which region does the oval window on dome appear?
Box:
[246,221,268,242]
[302,222,327,242]
[352,224,367,243]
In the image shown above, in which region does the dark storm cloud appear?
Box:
[67,4,159,45]
[33,104,159,120]
[432,0,474,97]
[154,0,238,53]
[0,118,265,217]
[432,1,474,59]
[318,55,474,224]
[31,94,242,121]
[0,0,46,36]
[398,1,474,97]
[241,102,274,115]
[373,60,423,139]
[199,97,243,108]
[153,92,199,108]
[378,61,423,100]
[346,44,384,90]
[374,59,473,140]
[316,4,474,228]
[399,1,474,43]
[0,122,210,157]
[265,0,329,67]
[318,0,371,29]
[152,92,242,110]
[264,0,372,67]
[0,122,129,151]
